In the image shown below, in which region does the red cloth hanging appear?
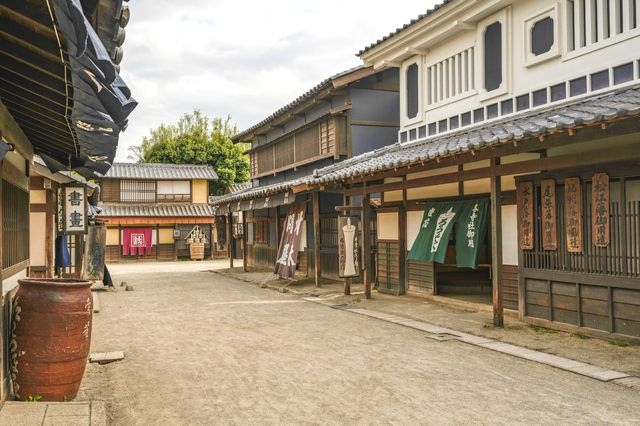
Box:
[122,228,153,256]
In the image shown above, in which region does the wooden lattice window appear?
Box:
[255,219,269,244]
[319,119,335,155]
[256,147,274,175]
[295,125,320,162]
[120,180,156,202]
[2,180,29,270]
[274,137,294,170]
[250,153,258,177]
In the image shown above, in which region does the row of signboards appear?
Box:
[517,173,610,252]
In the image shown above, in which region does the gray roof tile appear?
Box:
[105,163,218,180]
[99,203,215,217]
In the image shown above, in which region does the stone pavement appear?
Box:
[0,401,106,426]
[79,261,640,424]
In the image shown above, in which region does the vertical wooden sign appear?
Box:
[541,179,557,250]
[592,173,610,247]
[516,181,534,250]
[564,177,583,253]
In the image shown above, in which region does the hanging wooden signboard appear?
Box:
[564,177,583,253]
[274,202,306,278]
[592,173,610,247]
[62,185,87,235]
[541,179,557,250]
[516,181,534,250]
[338,216,360,278]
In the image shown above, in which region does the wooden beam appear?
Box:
[242,212,248,272]
[361,191,372,299]
[491,157,504,326]
[0,99,33,159]
[0,5,56,40]
[312,191,321,287]
[227,212,233,269]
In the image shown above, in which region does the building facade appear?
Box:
[291,0,640,339]
[1,0,137,401]
[211,66,399,280]
[98,163,218,261]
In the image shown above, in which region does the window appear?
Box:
[120,180,156,202]
[406,63,419,119]
[531,17,554,55]
[524,6,560,66]
[254,220,269,244]
[483,22,502,92]
[157,180,191,201]
[590,69,610,90]
[426,47,475,106]
[550,83,567,101]
[2,180,29,270]
[478,8,509,99]
[567,0,639,53]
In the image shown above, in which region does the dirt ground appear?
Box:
[80,261,640,425]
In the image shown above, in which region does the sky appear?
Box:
[115,0,439,162]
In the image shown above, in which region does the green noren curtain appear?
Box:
[408,199,489,269]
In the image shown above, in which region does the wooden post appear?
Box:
[343,193,351,296]
[242,212,248,272]
[45,189,55,278]
[312,191,322,287]
[361,192,371,299]
[491,157,504,326]
[227,212,234,269]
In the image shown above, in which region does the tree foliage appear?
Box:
[129,110,249,195]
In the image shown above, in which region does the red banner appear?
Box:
[274,202,306,278]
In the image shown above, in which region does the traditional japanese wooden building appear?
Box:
[98,163,218,261]
[1,0,137,400]
[291,0,640,340]
[210,66,399,280]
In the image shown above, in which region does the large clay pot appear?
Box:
[11,278,92,401]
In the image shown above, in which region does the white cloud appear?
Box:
[116,0,439,161]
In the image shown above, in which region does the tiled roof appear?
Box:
[227,182,252,193]
[209,180,296,207]
[232,66,366,142]
[105,163,218,180]
[302,85,640,185]
[212,84,640,207]
[98,203,216,217]
[358,0,454,56]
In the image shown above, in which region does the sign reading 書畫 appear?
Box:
[62,185,87,235]
[564,177,583,253]
[517,182,534,250]
[541,179,557,251]
[592,173,609,248]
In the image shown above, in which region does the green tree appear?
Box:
[129,110,249,195]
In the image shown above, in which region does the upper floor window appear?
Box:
[120,180,155,202]
[426,47,475,107]
[406,63,419,119]
[484,22,502,92]
[567,0,639,53]
[478,8,509,99]
[524,6,560,66]
[157,180,191,201]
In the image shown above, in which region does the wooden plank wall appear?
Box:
[101,179,120,202]
[407,259,434,294]
[503,265,519,310]
[377,241,400,294]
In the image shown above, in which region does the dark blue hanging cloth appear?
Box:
[55,235,72,268]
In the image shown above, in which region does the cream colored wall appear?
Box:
[159,228,175,244]
[29,212,46,266]
[192,180,208,203]
[106,228,120,245]
[377,212,399,240]
[501,205,519,266]
[406,210,424,250]
[385,0,640,132]
[30,189,46,204]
